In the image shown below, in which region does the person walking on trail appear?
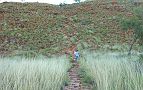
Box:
[74,49,80,62]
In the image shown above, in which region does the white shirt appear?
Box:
[74,51,79,57]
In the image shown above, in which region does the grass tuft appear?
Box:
[79,52,143,90]
[0,56,70,90]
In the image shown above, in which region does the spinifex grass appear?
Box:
[79,52,143,90]
[0,56,70,90]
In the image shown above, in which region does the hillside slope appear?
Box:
[0,2,134,56]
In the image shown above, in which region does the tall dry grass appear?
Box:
[0,56,70,90]
[80,52,143,90]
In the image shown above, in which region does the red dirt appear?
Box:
[64,62,92,90]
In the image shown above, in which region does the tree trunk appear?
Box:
[128,38,137,55]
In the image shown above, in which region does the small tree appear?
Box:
[121,7,143,55]
[74,0,81,3]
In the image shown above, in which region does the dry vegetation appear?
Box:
[0,56,70,90]
[0,1,136,56]
[79,52,143,90]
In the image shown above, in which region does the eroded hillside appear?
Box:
[0,2,134,56]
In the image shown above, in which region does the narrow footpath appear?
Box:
[62,18,91,90]
[64,62,91,90]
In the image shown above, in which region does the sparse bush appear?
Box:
[59,3,66,7]
[120,6,143,55]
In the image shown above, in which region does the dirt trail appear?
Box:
[61,15,91,90]
[64,62,91,90]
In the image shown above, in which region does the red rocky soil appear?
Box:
[64,62,91,90]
